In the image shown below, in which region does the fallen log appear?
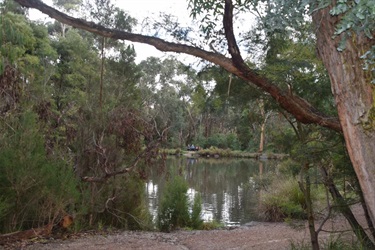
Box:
[0,223,53,245]
[0,215,73,245]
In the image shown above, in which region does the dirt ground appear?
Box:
[3,211,365,250]
[0,205,367,250]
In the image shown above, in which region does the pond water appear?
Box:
[145,156,278,226]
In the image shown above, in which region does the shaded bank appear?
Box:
[161,148,288,160]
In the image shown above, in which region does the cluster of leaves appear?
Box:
[328,0,375,81]
[195,132,241,150]
[260,177,309,221]
[329,0,374,39]
[157,175,203,232]
[0,111,80,232]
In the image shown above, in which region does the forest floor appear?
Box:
[3,205,368,250]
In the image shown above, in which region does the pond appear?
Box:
[145,156,279,226]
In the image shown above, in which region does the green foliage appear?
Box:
[329,0,374,39]
[279,158,301,177]
[0,0,27,15]
[0,197,10,222]
[321,235,369,250]
[157,176,203,232]
[328,0,375,82]
[198,147,232,157]
[190,193,204,229]
[197,132,241,150]
[260,177,308,221]
[268,127,297,154]
[0,1,198,234]
[92,173,153,230]
[201,220,224,230]
[157,176,190,231]
[0,111,79,232]
[0,13,37,73]
[290,235,370,250]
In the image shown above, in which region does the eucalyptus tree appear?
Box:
[51,0,82,37]
[105,45,142,109]
[0,0,26,14]
[13,0,375,230]
[204,65,269,151]
[138,56,200,148]
[51,29,99,112]
[83,0,136,110]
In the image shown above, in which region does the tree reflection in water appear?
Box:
[146,157,278,226]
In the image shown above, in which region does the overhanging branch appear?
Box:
[15,0,342,132]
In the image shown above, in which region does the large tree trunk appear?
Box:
[312,4,375,227]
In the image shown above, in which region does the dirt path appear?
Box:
[1,205,367,250]
[7,217,361,250]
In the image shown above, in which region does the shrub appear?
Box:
[0,111,80,232]
[201,220,224,230]
[92,173,153,230]
[190,193,203,229]
[278,158,301,177]
[196,133,241,150]
[157,176,190,231]
[260,177,307,222]
[157,176,203,232]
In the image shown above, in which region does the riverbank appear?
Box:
[12,212,363,250]
[162,148,288,160]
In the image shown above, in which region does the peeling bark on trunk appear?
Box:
[312,3,375,227]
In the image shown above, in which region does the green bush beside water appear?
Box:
[0,112,80,232]
[157,176,203,232]
[259,177,317,222]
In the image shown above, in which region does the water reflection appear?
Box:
[146,156,276,226]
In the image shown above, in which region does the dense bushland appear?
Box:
[1,2,374,249]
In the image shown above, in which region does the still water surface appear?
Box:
[146,156,277,226]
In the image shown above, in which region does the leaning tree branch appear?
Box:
[81,129,168,183]
[15,0,341,132]
[222,0,341,132]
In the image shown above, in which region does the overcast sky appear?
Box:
[29,0,190,22]
[114,0,193,62]
[29,0,193,62]
[116,0,190,20]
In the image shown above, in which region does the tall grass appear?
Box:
[259,177,308,221]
